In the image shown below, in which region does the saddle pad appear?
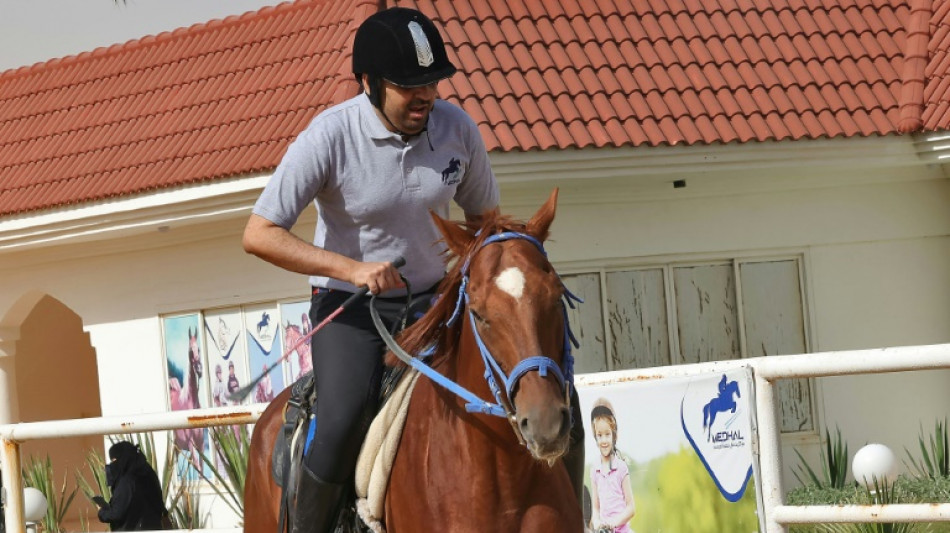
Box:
[355,369,420,533]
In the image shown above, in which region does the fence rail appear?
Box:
[0,403,267,533]
[3,343,950,533]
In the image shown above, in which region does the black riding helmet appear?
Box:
[352,7,457,107]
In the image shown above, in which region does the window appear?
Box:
[563,257,813,433]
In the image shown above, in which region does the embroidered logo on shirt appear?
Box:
[441,157,462,185]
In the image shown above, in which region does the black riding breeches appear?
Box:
[303,288,429,484]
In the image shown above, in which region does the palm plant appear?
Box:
[166,449,207,530]
[904,419,949,481]
[197,425,250,517]
[794,426,850,489]
[23,454,77,533]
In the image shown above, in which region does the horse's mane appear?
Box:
[386,212,530,367]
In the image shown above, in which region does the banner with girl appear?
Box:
[577,368,761,532]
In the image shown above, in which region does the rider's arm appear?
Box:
[242,214,402,294]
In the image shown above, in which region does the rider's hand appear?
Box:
[350,260,405,294]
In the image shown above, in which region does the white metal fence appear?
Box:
[0,403,267,533]
[2,343,950,533]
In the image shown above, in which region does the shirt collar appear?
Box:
[358,93,396,141]
[594,455,619,474]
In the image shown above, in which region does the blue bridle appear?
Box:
[371,231,582,436]
[445,231,582,419]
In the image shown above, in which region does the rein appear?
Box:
[369,231,582,445]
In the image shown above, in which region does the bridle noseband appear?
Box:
[371,230,582,445]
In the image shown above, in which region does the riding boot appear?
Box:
[291,466,346,533]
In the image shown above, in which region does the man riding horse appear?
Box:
[244,6,586,531]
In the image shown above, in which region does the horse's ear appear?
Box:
[431,210,474,257]
[526,188,558,242]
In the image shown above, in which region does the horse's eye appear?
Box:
[471,309,489,327]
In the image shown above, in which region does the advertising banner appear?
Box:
[578,367,761,532]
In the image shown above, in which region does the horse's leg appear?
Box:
[244,388,292,533]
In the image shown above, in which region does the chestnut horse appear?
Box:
[245,190,582,532]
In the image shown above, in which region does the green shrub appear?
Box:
[905,419,949,481]
[793,426,849,489]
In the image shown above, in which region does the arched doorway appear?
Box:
[0,291,103,529]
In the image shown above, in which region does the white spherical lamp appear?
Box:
[852,443,899,487]
[23,487,48,523]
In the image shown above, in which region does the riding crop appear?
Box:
[228,256,406,403]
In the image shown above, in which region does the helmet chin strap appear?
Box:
[377,89,433,147]
[360,74,434,148]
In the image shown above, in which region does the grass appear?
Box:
[787,476,950,532]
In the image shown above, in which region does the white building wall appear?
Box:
[536,175,950,489]
[0,137,948,520]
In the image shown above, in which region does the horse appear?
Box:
[168,327,205,470]
[244,189,582,532]
[283,320,313,380]
[702,374,741,439]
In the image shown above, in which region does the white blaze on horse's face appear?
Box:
[495,267,526,300]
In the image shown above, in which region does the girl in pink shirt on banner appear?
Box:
[590,398,636,533]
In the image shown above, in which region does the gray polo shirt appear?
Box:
[253,93,499,295]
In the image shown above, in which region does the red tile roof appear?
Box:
[0,0,948,216]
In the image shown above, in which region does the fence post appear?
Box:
[754,371,787,533]
[2,437,26,533]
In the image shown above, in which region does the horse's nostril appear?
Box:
[519,417,530,432]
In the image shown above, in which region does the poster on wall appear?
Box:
[244,303,285,403]
[279,300,312,384]
[578,367,761,532]
[163,313,212,480]
[204,308,248,407]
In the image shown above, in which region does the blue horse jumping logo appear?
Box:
[256,312,271,336]
[441,158,461,184]
[703,374,740,440]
